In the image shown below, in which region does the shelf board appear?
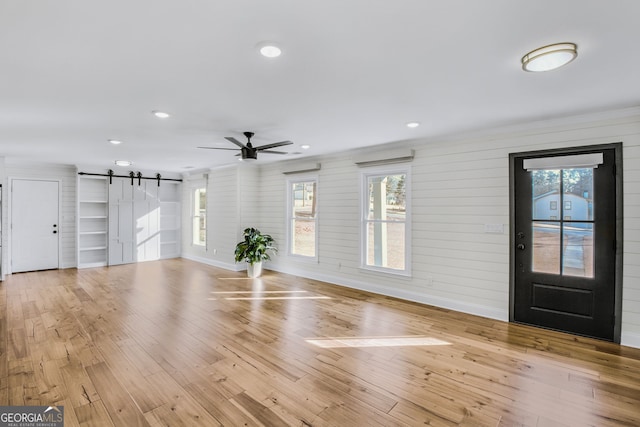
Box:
[80,200,108,203]
[80,231,107,235]
[80,216,107,219]
[79,246,108,251]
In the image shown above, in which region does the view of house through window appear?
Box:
[363,170,408,273]
[288,179,317,257]
[192,187,206,246]
[531,168,594,277]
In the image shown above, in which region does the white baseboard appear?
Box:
[269,264,509,322]
[621,331,640,349]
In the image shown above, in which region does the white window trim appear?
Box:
[360,165,411,277]
[285,174,319,262]
[190,178,207,248]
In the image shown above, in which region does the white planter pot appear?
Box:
[247,261,263,278]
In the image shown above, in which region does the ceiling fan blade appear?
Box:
[197,146,240,151]
[259,150,289,155]
[225,136,246,148]
[254,140,293,151]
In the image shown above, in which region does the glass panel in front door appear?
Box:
[531,167,594,278]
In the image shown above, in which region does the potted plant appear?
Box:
[234,227,277,278]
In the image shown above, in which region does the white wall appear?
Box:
[249,109,640,348]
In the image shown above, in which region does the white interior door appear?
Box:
[134,181,160,262]
[11,179,59,273]
[108,178,162,265]
[109,177,135,265]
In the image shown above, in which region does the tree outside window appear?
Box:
[192,187,206,246]
[362,168,410,274]
[288,179,317,258]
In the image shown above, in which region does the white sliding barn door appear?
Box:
[11,179,59,273]
[109,177,135,265]
[133,180,160,262]
[109,177,161,265]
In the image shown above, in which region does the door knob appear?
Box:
[53,230,57,234]
[517,243,525,250]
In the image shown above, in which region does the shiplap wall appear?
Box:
[181,165,261,270]
[177,109,639,347]
[252,110,640,348]
[5,163,77,270]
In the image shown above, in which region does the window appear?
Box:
[361,167,410,275]
[192,186,206,246]
[287,177,317,258]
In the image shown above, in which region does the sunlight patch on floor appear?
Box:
[210,290,308,294]
[225,296,331,301]
[306,336,452,348]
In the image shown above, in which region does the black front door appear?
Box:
[510,144,622,342]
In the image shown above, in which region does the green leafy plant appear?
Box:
[234,227,277,265]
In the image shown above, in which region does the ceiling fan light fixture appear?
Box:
[257,42,282,58]
[241,146,258,160]
[521,42,577,72]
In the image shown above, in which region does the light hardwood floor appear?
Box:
[1,259,639,426]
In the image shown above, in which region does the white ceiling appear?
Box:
[1,1,639,174]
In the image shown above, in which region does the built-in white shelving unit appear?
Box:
[77,173,181,269]
[77,175,109,268]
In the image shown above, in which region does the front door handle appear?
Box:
[517,243,526,250]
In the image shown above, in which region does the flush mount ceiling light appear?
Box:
[406,122,420,128]
[152,110,170,119]
[257,42,282,58]
[301,144,311,150]
[108,139,122,145]
[521,42,577,72]
[114,160,132,167]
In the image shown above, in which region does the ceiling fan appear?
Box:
[198,131,293,160]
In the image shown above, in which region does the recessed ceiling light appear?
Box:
[257,42,282,58]
[115,160,132,167]
[301,144,310,150]
[152,110,170,119]
[521,43,577,72]
[108,139,123,145]
[406,122,420,128]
